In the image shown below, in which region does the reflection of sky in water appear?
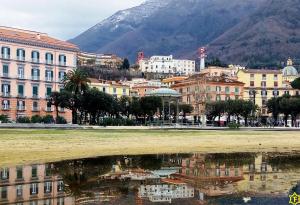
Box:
[0,152,300,204]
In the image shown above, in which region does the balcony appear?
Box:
[32,107,40,112]
[45,107,53,112]
[45,77,53,82]
[32,76,40,81]
[2,93,10,98]
[2,73,9,78]
[17,94,26,99]
[1,54,10,60]
[31,58,40,63]
[17,106,26,111]
[2,106,10,111]
[18,75,25,80]
[32,94,39,99]
[59,61,66,66]
[46,60,53,65]
[17,56,25,61]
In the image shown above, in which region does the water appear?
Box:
[1,152,300,205]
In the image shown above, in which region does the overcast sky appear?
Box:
[0,0,144,40]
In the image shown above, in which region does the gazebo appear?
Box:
[146,88,182,124]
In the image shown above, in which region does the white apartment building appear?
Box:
[139,55,195,75]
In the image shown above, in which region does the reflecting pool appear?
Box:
[1,152,300,204]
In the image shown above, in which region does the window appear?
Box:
[0,168,9,180]
[225,167,230,176]
[31,51,40,63]
[250,74,254,80]
[274,81,278,87]
[225,87,230,94]
[274,74,278,81]
[261,81,266,87]
[45,70,53,82]
[234,167,239,176]
[59,54,66,66]
[32,165,38,178]
[1,47,10,59]
[18,85,24,97]
[57,181,64,192]
[2,100,10,110]
[113,88,117,94]
[31,68,40,80]
[17,101,25,111]
[273,90,279,96]
[33,101,39,111]
[216,95,221,101]
[58,71,66,81]
[1,84,10,97]
[57,198,64,205]
[32,86,39,98]
[46,87,52,97]
[0,186,7,200]
[3,64,9,77]
[216,86,221,92]
[44,199,51,205]
[44,181,52,193]
[16,185,23,197]
[206,86,211,92]
[30,183,38,195]
[215,168,220,176]
[262,74,266,81]
[17,49,25,61]
[45,53,53,64]
[123,88,127,95]
[16,166,23,180]
[250,81,255,87]
[225,95,230,100]
[18,66,25,79]
[261,90,268,97]
[45,164,51,177]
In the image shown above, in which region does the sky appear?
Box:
[0,0,144,40]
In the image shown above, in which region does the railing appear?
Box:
[18,75,25,79]
[32,94,39,99]
[17,56,25,61]
[1,54,10,59]
[31,58,40,63]
[59,61,66,66]
[32,76,40,81]
[2,73,9,78]
[17,106,26,111]
[2,93,10,97]
[17,94,25,98]
[32,107,40,112]
[46,60,53,65]
[2,106,10,110]
[46,77,53,82]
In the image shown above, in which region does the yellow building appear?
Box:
[237,68,299,116]
[88,78,130,98]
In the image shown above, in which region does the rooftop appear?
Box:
[0,26,78,52]
[146,88,181,98]
[239,69,282,74]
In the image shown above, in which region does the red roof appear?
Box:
[0,26,78,52]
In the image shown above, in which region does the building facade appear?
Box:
[139,55,195,75]
[0,164,73,204]
[171,74,244,117]
[0,26,78,122]
[89,78,130,98]
[78,52,123,68]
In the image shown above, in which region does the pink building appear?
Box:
[0,26,78,122]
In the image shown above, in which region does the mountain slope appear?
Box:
[207,0,300,66]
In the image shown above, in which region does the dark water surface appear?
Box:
[1,152,300,204]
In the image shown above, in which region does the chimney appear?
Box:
[36,33,41,40]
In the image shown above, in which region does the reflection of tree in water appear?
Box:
[268,153,300,171]
[204,153,256,166]
[52,157,115,203]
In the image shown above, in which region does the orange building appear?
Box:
[0,26,78,122]
[171,74,244,117]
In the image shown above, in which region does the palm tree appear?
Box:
[63,69,90,124]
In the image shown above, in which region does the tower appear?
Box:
[137,51,145,64]
[198,47,206,70]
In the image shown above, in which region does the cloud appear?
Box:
[0,0,144,40]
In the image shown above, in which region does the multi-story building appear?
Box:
[200,66,238,80]
[162,76,188,87]
[78,52,123,68]
[139,55,195,75]
[88,78,130,98]
[237,67,299,117]
[0,164,73,204]
[171,74,244,118]
[0,26,78,122]
[131,80,162,97]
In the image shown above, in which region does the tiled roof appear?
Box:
[0,26,78,52]
[240,69,282,74]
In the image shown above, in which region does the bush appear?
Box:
[56,116,67,124]
[42,115,55,124]
[0,115,9,123]
[17,116,31,123]
[31,115,43,123]
[228,123,241,129]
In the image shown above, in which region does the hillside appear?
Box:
[70,0,300,66]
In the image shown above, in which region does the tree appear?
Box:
[121,58,130,70]
[63,69,90,124]
[206,101,225,125]
[279,96,291,126]
[119,96,131,118]
[48,91,67,123]
[291,77,300,90]
[140,96,162,123]
[130,97,142,121]
[267,97,280,124]
[179,104,194,120]
[240,100,256,126]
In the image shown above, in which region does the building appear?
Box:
[78,52,123,68]
[138,179,194,203]
[0,164,73,204]
[236,68,299,116]
[0,26,78,122]
[88,78,130,98]
[171,74,244,118]
[200,66,238,80]
[162,76,188,87]
[139,55,195,75]
[130,79,162,97]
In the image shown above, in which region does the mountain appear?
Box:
[70,0,300,66]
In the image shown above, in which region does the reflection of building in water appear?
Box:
[172,153,244,197]
[237,153,300,195]
[138,178,194,203]
[0,164,73,204]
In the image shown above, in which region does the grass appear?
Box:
[0,129,300,166]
